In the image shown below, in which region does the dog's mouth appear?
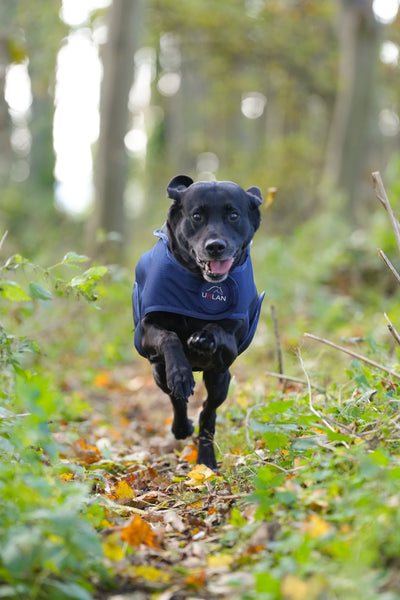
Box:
[196,257,234,282]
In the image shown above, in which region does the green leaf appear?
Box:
[62,252,89,265]
[262,431,289,451]
[29,282,53,301]
[49,581,93,600]
[255,572,281,595]
[0,281,30,301]
[70,266,108,287]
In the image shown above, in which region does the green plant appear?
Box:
[0,245,110,599]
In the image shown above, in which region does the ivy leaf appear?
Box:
[29,282,53,301]
[0,281,30,301]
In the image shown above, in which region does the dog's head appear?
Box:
[166,175,262,282]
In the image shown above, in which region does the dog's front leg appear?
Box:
[142,320,195,439]
[197,369,231,470]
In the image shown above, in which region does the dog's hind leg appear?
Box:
[151,362,194,440]
[197,369,231,470]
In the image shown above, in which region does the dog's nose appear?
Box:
[205,239,227,257]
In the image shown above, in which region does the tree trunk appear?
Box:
[89,0,143,263]
[322,0,379,224]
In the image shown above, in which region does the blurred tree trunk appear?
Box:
[322,0,379,224]
[88,0,143,263]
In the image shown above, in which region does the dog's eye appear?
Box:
[192,212,202,222]
[229,211,239,222]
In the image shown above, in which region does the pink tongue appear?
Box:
[210,258,234,274]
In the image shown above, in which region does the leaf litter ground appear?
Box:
[58,361,263,600]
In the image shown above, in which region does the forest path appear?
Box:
[63,361,260,600]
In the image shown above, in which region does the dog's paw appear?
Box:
[172,417,194,440]
[167,364,195,399]
[187,332,216,355]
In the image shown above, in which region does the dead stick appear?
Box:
[265,371,306,385]
[304,332,400,380]
[378,249,400,285]
[270,305,284,383]
[372,171,400,254]
[384,313,400,348]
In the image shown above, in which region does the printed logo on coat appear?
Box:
[199,280,236,314]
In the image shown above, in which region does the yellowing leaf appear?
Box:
[59,472,74,481]
[207,554,234,568]
[185,464,217,487]
[120,515,155,547]
[102,532,125,561]
[112,479,134,501]
[303,514,331,539]
[281,574,309,600]
[131,565,170,583]
[265,187,277,207]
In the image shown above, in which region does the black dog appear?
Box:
[132,175,264,469]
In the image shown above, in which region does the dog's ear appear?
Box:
[167,175,194,200]
[246,186,263,206]
[246,186,263,232]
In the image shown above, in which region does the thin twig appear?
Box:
[384,313,400,348]
[297,347,336,434]
[304,332,400,381]
[270,305,284,384]
[372,171,400,254]
[0,231,8,252]
[378,249,400,286]
[0,412,31,420]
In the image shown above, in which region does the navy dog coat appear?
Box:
[132,229,265,357]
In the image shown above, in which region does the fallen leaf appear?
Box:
[59,472,74,481]
[93,372,112,388]
[180,444,198,463]
[303,514,331,538]
[207,554,234,568]
[185,464,217,487]
[163,509,186,532]
[130,565,171,584]
[281,574,309,600]
[120,514,155,547]
[74,438,102,464]
[102,532,125,561]
[112,479,134,502]
[185,568,206,588]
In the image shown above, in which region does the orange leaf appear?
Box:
[185,569,206,588]
[120,515,155,547]
[93,372,112,388]
[180,444,198,463]
[75,438,102,464]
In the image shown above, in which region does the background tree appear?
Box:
[322,0,380,224]
[88,0,143,263]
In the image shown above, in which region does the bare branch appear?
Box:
[372,171,400,254]
[270,305,284,384]
[378,249,400,286]
[304,332,400,381]
[384,313,400,348]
